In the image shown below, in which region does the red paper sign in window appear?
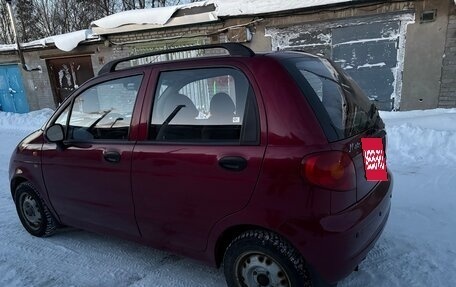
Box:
[361,138,388,181]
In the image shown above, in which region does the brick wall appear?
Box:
[107,22,226,49]
[439,6,456,108]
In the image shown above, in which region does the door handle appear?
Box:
[103,150,121,163]
[218,156,247,171]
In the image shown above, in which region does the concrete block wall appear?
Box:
[439,5,456,108]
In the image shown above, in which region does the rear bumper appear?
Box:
[282,173,393,284]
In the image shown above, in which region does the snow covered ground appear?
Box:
[0,108,455,286]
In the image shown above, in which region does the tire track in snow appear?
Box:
[0,220,225,286]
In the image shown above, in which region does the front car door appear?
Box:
[41,72,146,237]
[132,62,266,252]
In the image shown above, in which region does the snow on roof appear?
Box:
[91,1,217,35]
[92,6,179,29]
[27,29,99,52]
[0,29,100,53]
[0,44,17,52]
[214,0,353,17]
[91,0,353,30]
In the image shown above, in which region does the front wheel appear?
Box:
[223,230,312,287]
[14,182,57,237]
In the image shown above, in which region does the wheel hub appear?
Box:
[21,194,42,229]
[256,273,270,286]
[238,253,290,287]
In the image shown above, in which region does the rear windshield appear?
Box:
[282,55,376,141]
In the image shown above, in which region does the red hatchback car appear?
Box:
[10,43,392,287]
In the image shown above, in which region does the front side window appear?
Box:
[150,68,258,144]
[62,75,142,141]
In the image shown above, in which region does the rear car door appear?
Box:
[132,62,266,252]
[41,72,146,237]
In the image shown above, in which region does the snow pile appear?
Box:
[341,109,456,286]
[381,109,456,166]
[0,109,53,131]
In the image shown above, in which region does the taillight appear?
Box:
[301,151,356,191]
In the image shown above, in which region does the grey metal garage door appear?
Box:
[332,21,400,110]
[267,13,413,110]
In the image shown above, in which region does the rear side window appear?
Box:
[282,56,374,141]
[149,67,259,144]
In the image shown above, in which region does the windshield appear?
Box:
[282,55,377,141]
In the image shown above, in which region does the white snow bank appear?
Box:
[381,108,456,166]
[0,109,53,131]
[381,108,456,130]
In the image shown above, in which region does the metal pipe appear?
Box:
[5,0,40,72]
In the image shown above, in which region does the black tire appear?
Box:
[223,229,312,287]
[14,182,57,237]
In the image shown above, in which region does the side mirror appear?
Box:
[45,124,65,143]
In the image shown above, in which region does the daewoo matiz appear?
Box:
[10,43,392,287]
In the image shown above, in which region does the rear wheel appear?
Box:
[223,230,312,287]
[14,182,57,237]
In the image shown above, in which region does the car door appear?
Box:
[132,63,266,252]
[41,72,146,237]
